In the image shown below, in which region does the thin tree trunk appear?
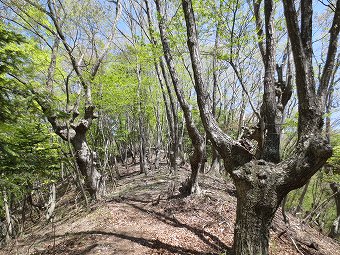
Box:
[155,100,162,170]
[137,64,148,175]
[329,183,340,238]
[159,58,179,173]
[237,91,246,139]
[155,0,205,195]
[293,180,310,216]
[46,183,56,221]
[2,190,13,242]
[144,0,179,173]
[209,18,221,175]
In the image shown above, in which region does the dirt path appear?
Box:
[1,164,340,255]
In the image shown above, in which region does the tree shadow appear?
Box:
[54,231,229,255]
[31,235,98,255]
[119,169,141,180]
[40,205,234,255]
[125,202,233,254]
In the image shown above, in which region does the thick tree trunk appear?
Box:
[72,133,103,199]
[234,197,276,255]
[233,161,282,255]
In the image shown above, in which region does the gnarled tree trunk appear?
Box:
[233,163,280,254]
[71,131,103,199]
[181,0,339,254]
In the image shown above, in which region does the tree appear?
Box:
[180,0,340,254]
[155,0,206,195]
[0,23,60,240]
[2,0,122,199]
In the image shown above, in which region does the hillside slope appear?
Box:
[1,164,340,255]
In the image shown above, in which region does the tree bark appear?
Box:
[181,0,337,254]
[159,57,179,173]
[261,0,280,163]
[71,130,103,199]
[234,175,279,254]
[46,183,56,221]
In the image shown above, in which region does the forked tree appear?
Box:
[3,0,122,199]
[179,0,340,254]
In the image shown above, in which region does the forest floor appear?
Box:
[1,162,340,255]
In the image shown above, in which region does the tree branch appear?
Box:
[181,0,253,171]
[318,0,340,99]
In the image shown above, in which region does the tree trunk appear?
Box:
[2,190,13,242]
[209,148,221,176]
[232,161,283,255]
[209,20,222,176]
[293,179,310,216]
[72,132,103,199]
[179,141,205,195]
[234,197,276,255]
[155,100,162,170]
[155,0,205,195]
[329,183,340,238]
[46,183,56,221]
[159,58,179,174]
[144,0,179,173]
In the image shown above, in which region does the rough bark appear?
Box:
[233,161,281,254]
[181,0,337,254]
[261,0,280,163]
[71,128,103,199]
